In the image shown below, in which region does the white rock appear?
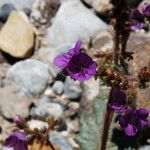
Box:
[30,102,63,119]
[46,0,107,51]
[6,59,50,96]
[0,11,35,58]
[27,119,48,132]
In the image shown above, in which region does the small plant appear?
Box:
[53,1,150,150]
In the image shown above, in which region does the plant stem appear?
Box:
[114,31,120,65]
[100,89,114,150]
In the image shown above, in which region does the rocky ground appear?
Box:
[0,0,149,150]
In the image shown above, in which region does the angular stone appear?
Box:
[0,11,35,58]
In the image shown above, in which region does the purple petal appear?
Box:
[54,54,70,68]
[12,131,27,141]
[124,124,137,136]
[140,120,148,130]
[74,40,82,54]
[54,41,81,68]
[131,23,144,30]
[66,52,97,80]
[137,108,149,119]
[119,116,128,127]
[4,136,17,147]
[67,62,97,80]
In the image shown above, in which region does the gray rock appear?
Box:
[139,145,150,150]
[52,81,64,95]
[27,119,48,132]
[0,84,31,119]
[0,3,16,22]
[63,77,82,100]
[6,59,50,96]
[0,0,35,10]
[30,102,63,119]
[49,134,73,150]
[46,0,107,52]
[33,96,52,107]
[33,46,60,77]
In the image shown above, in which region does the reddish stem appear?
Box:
[100,89,114,150]
[114,32,120,65]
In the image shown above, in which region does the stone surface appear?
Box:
[49,133,73,150]
[27,119,48,132]
[30,102,63,119]
[63,77,82,100]
[30,0,60,27]
[6,59,50,96]
[52,81,64,95]
[82,0,110,12]
[0,84,31,119]
[0,0,35,10]
[0,11,35,58]
[46,0,107,52]
[33,46,60,77]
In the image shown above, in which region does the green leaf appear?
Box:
[75,88,114,150]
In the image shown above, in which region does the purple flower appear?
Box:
[54,40,97,80]
[109,89,127,112]
[14,115,25,126]
[4,131,28,150]
[141,3,150,17]
[118,108,149,136]
[129,10,145,30]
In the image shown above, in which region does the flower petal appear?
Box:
[54,54,70,68]
[137,108,149,119]
[140,120,148,130]
[74,40,82,54]
[124,124,137,136]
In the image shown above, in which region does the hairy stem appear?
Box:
[100,89,114,150]
[114,31,120,65]
[120,34,129,64]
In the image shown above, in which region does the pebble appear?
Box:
[49,133,73,150]
[52,81,64,95]
[30,102,63,119]
[0,11,35,58]
[63,77,82,100]
[6,59,50,97]
[0,84,31,119]
[27,119,48,132]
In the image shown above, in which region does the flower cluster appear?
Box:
[109,88,149,136]
[54,40,97,81]
[4,131,28,150]
[130,2,150,30]
[119,108,149,136]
